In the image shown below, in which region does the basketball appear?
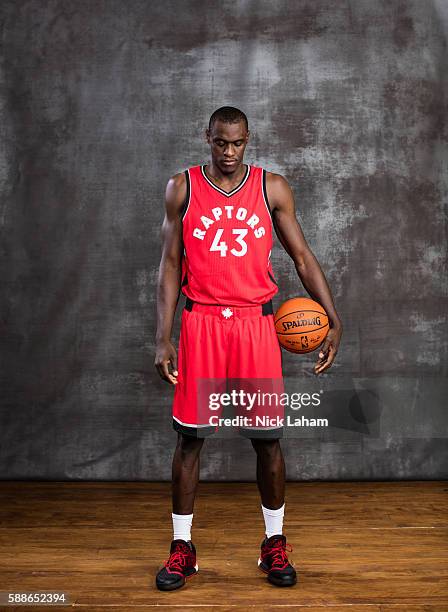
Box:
[274,297,329,354]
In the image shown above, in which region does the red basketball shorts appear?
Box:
[172,298,284,439]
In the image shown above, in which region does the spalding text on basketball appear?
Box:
[282,317,321,331]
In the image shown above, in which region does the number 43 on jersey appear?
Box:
[210,228,250,257]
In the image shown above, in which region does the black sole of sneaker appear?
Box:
[156,564,199,591]
[258,559,297,587]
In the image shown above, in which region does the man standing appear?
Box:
[154,106,342,590]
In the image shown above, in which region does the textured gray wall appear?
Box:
[1,0,447,480]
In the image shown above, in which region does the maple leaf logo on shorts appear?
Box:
[221,307,233,319]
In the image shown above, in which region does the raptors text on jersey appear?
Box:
[180,164,279,306]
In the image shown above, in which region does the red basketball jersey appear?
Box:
[180,163,278,306]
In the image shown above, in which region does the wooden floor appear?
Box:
[0,482,447,611]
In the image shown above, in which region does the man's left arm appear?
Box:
[266,172,343,375]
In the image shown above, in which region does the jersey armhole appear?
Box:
[180,169,191,220]
[262,169,273,218]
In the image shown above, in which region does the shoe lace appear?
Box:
[164,545,190,572]
[267,540,293,570]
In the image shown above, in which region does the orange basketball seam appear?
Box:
[276,324,329,336]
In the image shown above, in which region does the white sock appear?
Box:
[172,512,193,542]
[262,503,285,538]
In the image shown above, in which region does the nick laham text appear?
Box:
[209,416,329,428]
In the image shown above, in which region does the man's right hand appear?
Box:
[155,340,179,385]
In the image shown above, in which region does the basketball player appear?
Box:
[154,107,342,590]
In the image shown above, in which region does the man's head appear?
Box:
[206,106,250,173]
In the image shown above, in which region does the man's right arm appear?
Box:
[154,172,186,384]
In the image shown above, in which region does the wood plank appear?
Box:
[0,482,446,608]
[0,482,446,528]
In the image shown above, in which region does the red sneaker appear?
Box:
[156,539,198,591]
[258,534,297,586]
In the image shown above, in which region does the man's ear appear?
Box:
[205,128,210,143]
[246,130,250,142]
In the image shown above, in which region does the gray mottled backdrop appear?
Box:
[1,0,447,480]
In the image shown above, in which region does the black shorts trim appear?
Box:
[172,418,216,438]
[172,418,283,440]
[239,427,284,440]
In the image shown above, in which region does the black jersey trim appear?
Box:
[201,164,250,197]
[268,270,278,286]
[180,169,191,220]
[262,169,273,217]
